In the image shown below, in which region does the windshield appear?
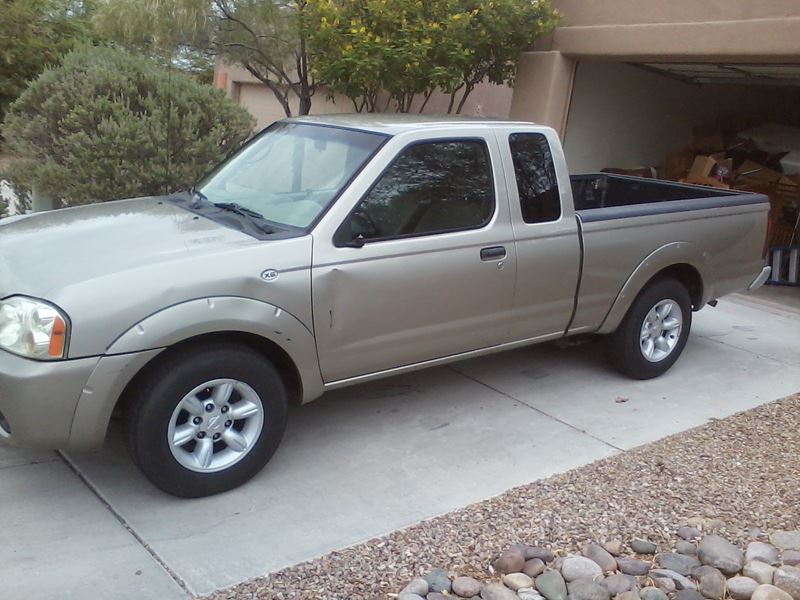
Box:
[198,122,386,229]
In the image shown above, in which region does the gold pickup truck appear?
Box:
[0,115,771,497]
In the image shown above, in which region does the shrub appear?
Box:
[1,45,254,206]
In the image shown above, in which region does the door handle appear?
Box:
[480,246,506,261]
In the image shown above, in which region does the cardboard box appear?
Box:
[663,150,696,181]
[687,154,733,182]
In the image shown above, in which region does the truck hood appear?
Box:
[0,197,256,299]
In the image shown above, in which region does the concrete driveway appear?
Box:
[2,294,799,599]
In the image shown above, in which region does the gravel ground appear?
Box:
[207,392,800,600]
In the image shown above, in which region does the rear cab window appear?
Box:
[508,132,561,224]
[337,139,495,244]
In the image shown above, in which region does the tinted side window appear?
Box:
[509,133,561,223]
[344,140,494,242]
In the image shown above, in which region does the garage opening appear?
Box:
[562,61,800,287]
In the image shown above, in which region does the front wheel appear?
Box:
[607,278,692,379]
[125,343,288,498]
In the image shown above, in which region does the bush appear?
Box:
[1,45,254,206]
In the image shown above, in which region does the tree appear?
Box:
[0,0,96,128]
[305,0,560,113]
[2,45,254,206]
[93,0,316,116]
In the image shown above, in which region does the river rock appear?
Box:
[525,559,547,578]
[676,591,705,600]
[650,568,696,590]
[678,527,703,541]
[698,535,745,575]
[632,539,658,554]
[402,579,430,596]
[568,580,611,600]
[603,541,623,556]
[748,543,780,565]
[745,561,777,585]
[694,565,726,600]
[481,582,519,600]
[728,577,760,600]
[423,570,452,594]
[494,550,526,575]
[563,556,604,582]
[677,541,698,556]
[453,576,482,598]
[398,594,426,600]
[537,570,568,600]
[784,552,800,567]
[428,594,449,600]
[617,557,651,576]
[602,574,636,595]
[774,566,800,600]
[771,533,800,552]
[658,553,701,576]
[527,547,556,562]
[519,589,545,600]
[640,587,669,600]
[654,578,676,594]
[504,573,535,591]
[752,585,794,600]
[618,591,640,600]
[583,544,618,572]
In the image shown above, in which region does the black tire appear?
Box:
[125,342,288,498]
[607,277,692,379]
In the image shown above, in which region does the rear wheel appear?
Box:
[607,278,692,379]
[125,343,288,498]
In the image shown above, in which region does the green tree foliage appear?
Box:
[0,0,96,127]
[2,45,254,206]
[306,0,560,113]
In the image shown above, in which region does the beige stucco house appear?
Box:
[214,0,800,173]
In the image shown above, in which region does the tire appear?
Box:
[607,277,692,380]
[125,342,288,498]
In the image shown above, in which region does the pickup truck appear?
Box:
[0,115,771,497]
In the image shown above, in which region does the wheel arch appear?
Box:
[597,242,710,335]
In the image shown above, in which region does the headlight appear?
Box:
[0,296,69,360]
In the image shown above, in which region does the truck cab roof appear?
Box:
[286,113,542,136]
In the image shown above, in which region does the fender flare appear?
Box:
[596,242,713,334]
[106,296,324,402]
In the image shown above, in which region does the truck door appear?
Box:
[496,129,582,339]
[311,134,517,383]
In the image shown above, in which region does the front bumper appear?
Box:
[0,350,99,448]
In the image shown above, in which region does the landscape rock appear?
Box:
[728,577,760,600]
[423,570,452,594]
[603,541,623,556]
[784,552,800,567]
[640,587,669,600]
[494,550,526,575]
[678,527,703,541]
[774,566,800,600]
[632,539,658,554]
[526,547,556,562]
[453,576,482,598]
[601,573,636,595]
[524,559,547,578]
[771,533,800,552]
[567,579,611,600]
[398,594,426,600]
[583,544,618,572]
[748,543,780,565]
[617,557,651,576]
[698,535,745,575]
[518,589,545,600]
[677,541,698,556]
[402,579,430,596]
[752,585,794,600]
[694,565,726,600]
[745,561,777,585]
[676,591,705,600]
[504,573,535,591]
[428,594,449,600]
[657,553,701,576]
[618,591,639,600]
[649,568,696,590]
[653,578,676,593]
[537,570,568,600]
[562,556,604,582]
[481,582,519,600]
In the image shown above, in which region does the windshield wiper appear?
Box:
[213,202,276,234]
